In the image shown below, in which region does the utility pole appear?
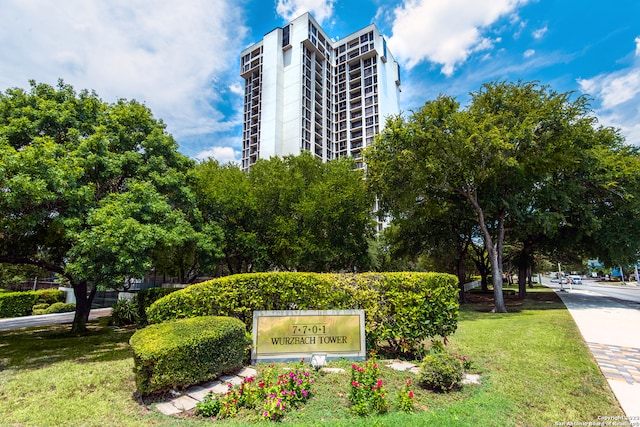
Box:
[558,263,565,292]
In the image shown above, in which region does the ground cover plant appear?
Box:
[0,286,624,426]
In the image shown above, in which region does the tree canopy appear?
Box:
[0,80,221,331]
[366,80,639,311]
[191,152,376,273]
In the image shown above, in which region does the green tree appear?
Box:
[0,80,219,331]
[249,152,375,272]
[190,160,262,274]
[379,191,478,301]
[367,80,629,312]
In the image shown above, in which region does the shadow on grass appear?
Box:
[0,319,135,371]
[461,286,565,315]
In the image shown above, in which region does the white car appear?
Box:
[568,275,582,285]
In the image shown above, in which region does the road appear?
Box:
[0,307,112,331]
[548,277,640,307]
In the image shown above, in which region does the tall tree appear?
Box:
[0,80,219,331]
[367,81,627,312]
[190,160,262,274]
[249,152,375,272]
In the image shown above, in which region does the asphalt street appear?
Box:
[0,307,112,331]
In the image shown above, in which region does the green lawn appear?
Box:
[0,287,624,426]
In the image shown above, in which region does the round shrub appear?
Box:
[44,302,76,314]
[130,316,249,395]
[419,352,464,392]
[34,289,65,305]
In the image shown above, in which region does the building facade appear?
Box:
[240,13,401,170]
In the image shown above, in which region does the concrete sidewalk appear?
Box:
[552,285,640,418]
[0,307,112,331]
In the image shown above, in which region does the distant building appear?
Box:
[240,12,401,170]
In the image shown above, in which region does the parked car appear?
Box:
[568,275,582,285]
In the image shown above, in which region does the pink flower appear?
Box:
[408,391,414,398]
[352,380,360,387]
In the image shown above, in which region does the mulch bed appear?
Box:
[463,288,561,312]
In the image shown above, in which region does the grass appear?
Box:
[0,286,624,426]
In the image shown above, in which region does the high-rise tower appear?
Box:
[240,13,401,170]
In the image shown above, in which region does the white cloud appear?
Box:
[387,0,529,76]
[276,0,335,25]
[578,38,640,145]
[532,25,548,39]
[195,145,242,164]
[229,82,244,96]
[523,49,535,58]
[0,0,247,145]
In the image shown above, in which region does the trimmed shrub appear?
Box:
[34,289,65,305]
[135,287,179,326]
[146,272,459,356]
[33,302,76,315]
[419,352,464,393]
[129,316,249,395]
[0,291,39,318]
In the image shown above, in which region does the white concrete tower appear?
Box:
[240,13,401,170]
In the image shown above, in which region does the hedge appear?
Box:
[129,316,248,395]
[135,287,180,326]
[32,302,76,315]
[34,289,65,305]
[0,289,66,318]
[0,292,40,318]
[146,272,459,356]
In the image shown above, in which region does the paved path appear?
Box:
[0,307,112,331]
[550,284,640,418]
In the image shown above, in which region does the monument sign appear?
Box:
[252,309,366,363]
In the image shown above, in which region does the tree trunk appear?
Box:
[517,241,534,299]
[488,244,507,312]
[518,260,528,299]
[71,281,97,333]
[464,189,507,313]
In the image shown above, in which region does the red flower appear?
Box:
[408,391,414,399]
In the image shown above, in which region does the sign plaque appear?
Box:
[252,309,366,363]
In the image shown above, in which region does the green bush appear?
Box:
[135,287,179,326]
[146,272,459,356]
[110,288,179,327]
[36,302,76,315]
[111,298,139,327]
[32,303,50,310]
[48,302,75,314]
[0,291,39,318]
[419,352,464,393]
[129,316,249,395]
[34,289,65,305]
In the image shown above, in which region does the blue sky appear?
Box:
[1,0,639,162]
